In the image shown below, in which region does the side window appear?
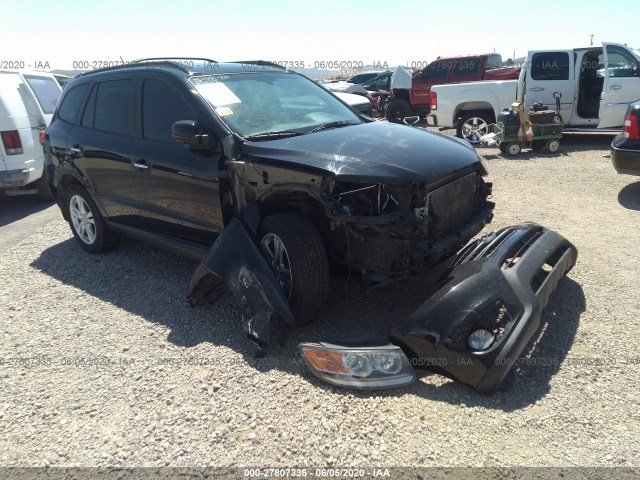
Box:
[423,61,448,79]
[142,78,197,142]
[57,84,89,124]
[377,75,391,90]
[606,46,639,78]
[81,84,97,128]
[453,57,480,76]
[94,79,132,136]
[531,52,570,80]
[23,75,61,114]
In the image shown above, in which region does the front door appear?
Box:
[598,43,640,129]
[130,76,223,245]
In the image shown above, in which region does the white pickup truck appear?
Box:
[429,42,640,143]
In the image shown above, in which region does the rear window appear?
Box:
[24,75,61,114]
[57,84,89,124]
[531,52,570,80]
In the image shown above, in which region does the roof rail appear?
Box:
[76,60,193,78]
[132,57,219,64]
[229,60,287,70]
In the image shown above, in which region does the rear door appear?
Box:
[67,76,140,225]
[524,50,574,121]
[130,74,223,244]
[598,43,640,128]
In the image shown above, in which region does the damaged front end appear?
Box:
[324,170,494,283]
[300,223,578,393]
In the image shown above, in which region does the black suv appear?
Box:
[44,57,494,348]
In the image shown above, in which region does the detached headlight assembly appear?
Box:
[299,342,415,390]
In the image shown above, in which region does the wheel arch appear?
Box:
[454,102,496,125]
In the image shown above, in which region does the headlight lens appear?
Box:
[299,343,415,390]
[467,329,496,351]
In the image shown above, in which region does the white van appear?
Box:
[0,70,62,199]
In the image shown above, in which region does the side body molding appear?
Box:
[187,212,295,348]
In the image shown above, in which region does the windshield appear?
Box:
[190,72,362,138]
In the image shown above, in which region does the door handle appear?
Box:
[529,87,545,92]
[69,147,83,155]
[132,159,149,170]
[610,84,622,90]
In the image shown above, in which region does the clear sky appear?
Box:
[2,0,638,70]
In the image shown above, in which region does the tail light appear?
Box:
[430,91,437,110]
[39,130,46,145]
[0,130,23,155]
[623,113,639,140]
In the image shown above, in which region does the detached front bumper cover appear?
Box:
[302,223,578,393]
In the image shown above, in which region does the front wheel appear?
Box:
[65,185,119,253]
[545,139,560,153]
[456,111,494,144]
[258,213,330,325]
[506,143,521,156]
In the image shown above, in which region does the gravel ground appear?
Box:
[0,133,638,468]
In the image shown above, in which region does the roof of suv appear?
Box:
[75,58,287,81]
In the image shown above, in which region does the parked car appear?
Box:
[347,72,381,84]
[333,91,373,116]
[429,42,640,143]
[361,71,392,92]
[611,100,640,176]
[386,54,520,122]
[0,70,62,199]
[44,58,576,393]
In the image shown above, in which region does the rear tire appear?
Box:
[456,111,494,144]
[35,172,55,201]
[385,99,413,123]
[258,213,330,326]
[65,185,119,253]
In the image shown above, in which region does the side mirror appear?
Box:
[172,120,210,148]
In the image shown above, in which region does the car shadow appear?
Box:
[31,237,583,411]
[618,181,640,211]
[0,194,54,227]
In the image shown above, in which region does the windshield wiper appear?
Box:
[244,130,303,141]
[308,121,359,134]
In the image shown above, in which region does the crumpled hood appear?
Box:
[242,122,483,184]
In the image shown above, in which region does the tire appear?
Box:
[498,142,508,153]
[385,99,413,123]
[258,213,330,326]
[65,185,119,253]
[506,143,521,156]
[545,139,560,153]
[34,172,55,201]
[456,111,494,144]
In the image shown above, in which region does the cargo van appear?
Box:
[0,70,62,199]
